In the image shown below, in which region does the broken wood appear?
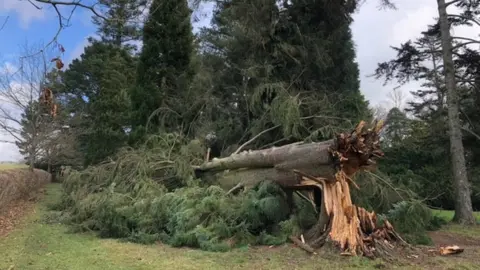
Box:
[439,245,464,255]
[294,170,404,257]
[289,235,317,254]
[196,120,402,258]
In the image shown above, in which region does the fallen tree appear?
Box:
[195,120,407,257]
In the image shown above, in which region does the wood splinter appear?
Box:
[289,236,317,254]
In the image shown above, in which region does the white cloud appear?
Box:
[0,0,46,29]
[352,0,479,109]
[390,5,437,45]
[0,85,25,163]
[65,36,96,66]
[1,62,16,74]
[0,136,22,162]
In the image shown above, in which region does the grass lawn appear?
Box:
[0,163,28,170]
[431,209,480,239]
[1,184,479,270]
[432,209,480,222]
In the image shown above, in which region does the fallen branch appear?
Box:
[289,235,317,254]
[233,125,280,155]
[226,183,244,195]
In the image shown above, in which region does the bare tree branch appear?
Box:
[14,0,105,58]
[446,0,462,8]
[0,43,59,167]
[461,126,480,140]
[0,16,9,31]
[32,0,106,20]
[451,36,480,44]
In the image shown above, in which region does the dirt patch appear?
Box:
[402,231,480,269]
[428,230,479,247]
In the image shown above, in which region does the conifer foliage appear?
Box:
[130,0,195,142]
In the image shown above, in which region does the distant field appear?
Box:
[432,209,480,222]
[0,163,28,170]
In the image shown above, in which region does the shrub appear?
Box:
[0,168,51,212]
[380,200,446,245]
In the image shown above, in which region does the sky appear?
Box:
[0,0,475,161]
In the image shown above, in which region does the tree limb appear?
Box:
[0,16,9,31]
[461,126,480,141]
[445,0,461,7]
[449,14,480,27]
[32,0,106,20]
[233,125,280,155]
[451,36,480,44]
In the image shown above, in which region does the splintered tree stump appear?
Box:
[293,171,404,258]
[287,120,405,258]
[196,120,405,258]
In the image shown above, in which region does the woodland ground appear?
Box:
[0,182,479,270]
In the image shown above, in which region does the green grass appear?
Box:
[431,209,480,239]
[0,163,28,170]
[0,184,385,270]
[1,184,479,270]
[432,209,480,223]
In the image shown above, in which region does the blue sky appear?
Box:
[0,1,213,66]
[0,3,96,65]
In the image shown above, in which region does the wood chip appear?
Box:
[439,245,464,255]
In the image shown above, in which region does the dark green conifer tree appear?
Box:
[130,0,195,143]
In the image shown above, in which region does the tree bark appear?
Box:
[194,140,335,172]
[196,120,384,186]
[437,0,476,224]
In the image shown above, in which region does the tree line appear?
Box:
[1,0,479,224]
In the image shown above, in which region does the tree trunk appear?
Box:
[197,121,404,257]
[28,148,35,171]
[195,140,334,172]
[196,120,384,185]
[437,0,476,224]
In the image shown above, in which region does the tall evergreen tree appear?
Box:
[198,0,370,151]
[130,0,195,142]
[375,1,480,221]
[60,41,135,165]
[92,0,148,49]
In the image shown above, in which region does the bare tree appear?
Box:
[386,87,405,109]
[371,103,389,120]
[0,43,61,169]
